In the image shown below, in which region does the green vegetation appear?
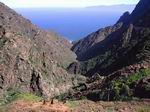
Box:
[137,105,150,112]
[55,91,87,101]
[80,96,87,100]
[106,107,115,112]
[65,101,77,108]
[55,92,76,101]
[0,89,42,106]
[14,93,42,102]
[0,37,8,48]
[55,93,68,101]
[99,68,150,101]
[81,51,111,73]
[15,32,23,36]
[0,105,6,112]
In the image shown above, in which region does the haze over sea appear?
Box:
[15,5,136,41]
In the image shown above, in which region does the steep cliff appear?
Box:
[72,23,123,61]
[0,2,77,98]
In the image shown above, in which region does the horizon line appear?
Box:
[12,4,136,9]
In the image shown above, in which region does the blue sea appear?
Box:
[15,5,135,41]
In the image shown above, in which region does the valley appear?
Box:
[0,0,150,111]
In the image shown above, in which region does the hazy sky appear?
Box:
[0,0,139,8]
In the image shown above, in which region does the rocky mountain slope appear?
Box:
[72,11,131,61]
[70,0,150,100]
[72,23,123,60]
[0,2,77,98]
[71,0,150,76]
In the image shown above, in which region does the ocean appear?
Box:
[15,5,135,41]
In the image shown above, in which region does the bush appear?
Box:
[65,101,77,108]
[14,93,42,102]
[99,68,150,101]
[0,37,8,48]
[0,89,42,105]
[55,93,69,101]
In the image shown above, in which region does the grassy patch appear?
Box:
[0,106,5,112]
[106,107,115,112]
[0,89,42,105]
[65,101,77,109]
[137,105,150,112]
[126,68,150,85]
[100,68,150,101]
[14,93,42,102]
[0,37,9,48]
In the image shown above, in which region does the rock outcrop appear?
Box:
[0,2,77,98]
[72,23,123,61]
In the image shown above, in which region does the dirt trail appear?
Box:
[4,100,69,112]
[70,100,150,112]
[1,100,150,112]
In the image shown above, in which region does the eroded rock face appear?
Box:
[72,23,123,61]
[0,2,77,98]
[67,62,81,75]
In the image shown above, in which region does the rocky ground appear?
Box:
[71,100,150,112]
[0,99,150,112]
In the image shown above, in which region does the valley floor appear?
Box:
[0,99,150,112]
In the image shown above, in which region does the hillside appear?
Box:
[70,0,150,100]
[0,0,150,111]
[0,2,77,99]
[72,0,150,75]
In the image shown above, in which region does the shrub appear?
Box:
[100,68,150,101]
[15,93,42,102]
[1,89,42,105]
[65,101,77,108]
[0,37,8,48]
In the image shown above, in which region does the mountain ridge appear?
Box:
[0,2,78,98]
[69,0,150,100]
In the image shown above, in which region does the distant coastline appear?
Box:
[14,4,136,40]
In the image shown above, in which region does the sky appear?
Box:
[0,0,139,8]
